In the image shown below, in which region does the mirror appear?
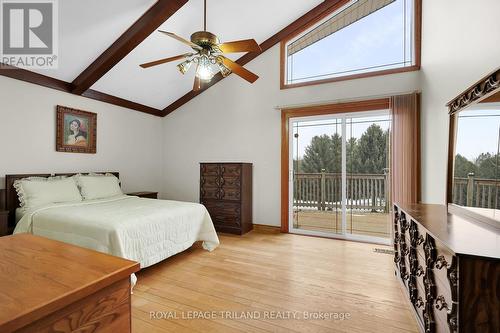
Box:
[448,68,500,227]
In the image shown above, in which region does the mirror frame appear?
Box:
[446,67,500,227]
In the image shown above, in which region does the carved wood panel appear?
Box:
[17,279,131,333]
[447,69,500,115]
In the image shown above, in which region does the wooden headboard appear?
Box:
[4,172,119,230]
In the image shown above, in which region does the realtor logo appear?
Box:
[1,0,58,68]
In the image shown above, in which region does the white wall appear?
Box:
[162,1,500,226]
[420,0,500,204]
[0,76,163,193]
[162,44,420,226]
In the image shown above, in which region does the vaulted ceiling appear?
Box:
[0,0,347,116]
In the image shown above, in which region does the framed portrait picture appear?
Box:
[56,105,97,154]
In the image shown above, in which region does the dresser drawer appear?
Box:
[219,187,241,201]
[203,201,241,227]
[201,164,220,176]
[433,282,455,333]
[201,175,220,188]
[432,243,457,296]
[414,277,426,325]
[200,187,219,200]
[220,164,242,176]
[220,176,241,189]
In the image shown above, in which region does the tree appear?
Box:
[454,154,476,178]
[346,137,359,173]
[302,134,342,173]
[476,153,500,179]
[355,124,388,174]
[301,124,389,174]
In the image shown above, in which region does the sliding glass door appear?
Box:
[289,111,391,244]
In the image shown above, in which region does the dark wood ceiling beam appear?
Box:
[71,0,189,95]
[0,63,162,116]
[81,90,160,116]
[162,0,347,117]
[0,63,71,92]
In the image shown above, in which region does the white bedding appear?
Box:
[14,195,220,268]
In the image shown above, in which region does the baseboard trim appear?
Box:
[253,224,281,234]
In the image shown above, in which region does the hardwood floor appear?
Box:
[133,231,418,333]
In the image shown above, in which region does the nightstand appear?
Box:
[126,191,158,199]
[0,211,8,237]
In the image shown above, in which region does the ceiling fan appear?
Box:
[139,0,262,91]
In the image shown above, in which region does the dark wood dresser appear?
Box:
[126,191,158,199]
[200,163,253,235]
[0,210,8,237]
[393,203,499,333]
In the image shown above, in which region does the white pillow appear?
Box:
[14,176,83,210]
[75,174,123,200]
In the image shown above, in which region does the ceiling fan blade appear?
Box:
[220,56,259,83]
[193,75,202,92]
[158,30,202,50]
[139,53,192,68]
[218,39,261,53]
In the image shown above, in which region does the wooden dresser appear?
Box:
[126,191,158,199]
[0,234,139,333]
[200,163,253,235]
[393,203,499,333]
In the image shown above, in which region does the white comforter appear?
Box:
[14,195,220,268]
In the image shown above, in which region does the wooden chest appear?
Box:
[200,163,253,235]
[393,203,499,333]
[0,234,139,333]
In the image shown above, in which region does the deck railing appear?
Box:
[294,173,500,213]
[293,172,389,213]
[452,174,500,208]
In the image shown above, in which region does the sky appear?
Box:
[455,107,500,161]
[287,0,413,83]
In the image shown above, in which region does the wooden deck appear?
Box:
[132,231,417,333]
[293,210,390,238]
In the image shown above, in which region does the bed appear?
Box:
[5,173,220,274]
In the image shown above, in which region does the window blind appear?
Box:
[287,0,396,56]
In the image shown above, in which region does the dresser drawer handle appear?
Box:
[435,295,448,311]
[435,255,449,270]
[393,254,400,263]
[415,297,424,308]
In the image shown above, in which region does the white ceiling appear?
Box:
[33,0,323,109]
[32,0,156,82]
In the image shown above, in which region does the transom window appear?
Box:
[282,0,420,88]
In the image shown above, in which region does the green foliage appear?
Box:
[302,134,342,173]
[454,153,500,179]
[354,124,388,174]
[453,154,476,178]
[301,124,389,174]
[475,153,500,179]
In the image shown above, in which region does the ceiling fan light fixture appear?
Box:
[217,61,232,78]
[140,0,260,90]
[195,56,215,81]
[177,59,192,74]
